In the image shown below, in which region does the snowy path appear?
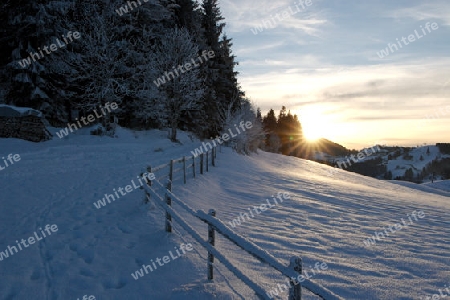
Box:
[0,130,237,299]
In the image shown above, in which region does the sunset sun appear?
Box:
[303,123,322,142]
[298,107,334,142]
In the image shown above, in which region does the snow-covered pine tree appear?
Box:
[199,0,225,136]
[56,0,126,117]
[43,0,85,125]
[150,27,204,141]
[1,0,242,134]
[0,1,15,103]
[199,0,244,138]
[173,0,203,38]
[220,98,265,154]
[111,0,175,127]
[5,1,63,123]
[262,109,278,152]
[216,34,243,112]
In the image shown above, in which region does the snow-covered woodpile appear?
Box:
[0,105,52,142]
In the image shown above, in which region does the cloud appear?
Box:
[219,0,450,147]
[387,1,450,25]
[221,0,327,36]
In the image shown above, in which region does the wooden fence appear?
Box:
[142,146,343,300]
[146,145,217,187]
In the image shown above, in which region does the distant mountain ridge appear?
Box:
[308,142,450,183]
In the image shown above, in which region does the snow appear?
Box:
[388,180,450,197]
[422,180,450,193]
[0,104,43,117]
[0,127,449,299]
[386,145,448,179]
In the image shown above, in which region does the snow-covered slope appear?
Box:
[0,129,448,299]
[325,144,449,181]
[386,145,448,180]
[422,180,450,192]
[178,150,449,300]
[388,180,450,197]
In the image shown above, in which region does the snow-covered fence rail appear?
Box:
[143,146,218,232]
[145,146,217,186]
[197,210,343,300]
[143,179,271,299]
[142,176,343,300]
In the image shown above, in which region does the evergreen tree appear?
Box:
[0,0,16,102]
[5,1,64,124]
[56,0,174,127]
[150,28,204,141]
[216,34,243,112]
[262,107,303,155]
[256,108,262,123]
[384,170,393,180]
[173,0,203,38]
[220,99,264,154]
[276,106,302,155]
[56,0,126,120]
[0,0,247,140]
[404,168,414,182]
[262,109,278,151]
[199,0,242,137]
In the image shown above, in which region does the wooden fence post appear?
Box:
[142,166,151,204]
[147,166,152,187]
[183,156,187,184]
[169,159,174,183]
[200,153,204,175]
[192,156,196,178]
[207,209,216,280]
[165,180,172,233]
[289,256,302,300]
[206,151,209,172]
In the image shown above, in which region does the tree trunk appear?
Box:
[171,119,177,141]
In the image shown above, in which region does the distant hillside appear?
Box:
[303,138,355,159]
[309,143,450,183]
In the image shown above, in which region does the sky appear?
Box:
[219,0,450,149]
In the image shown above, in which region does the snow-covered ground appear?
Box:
[0,128,449,299]
[389,180,450,197]
[422,180,450,193]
